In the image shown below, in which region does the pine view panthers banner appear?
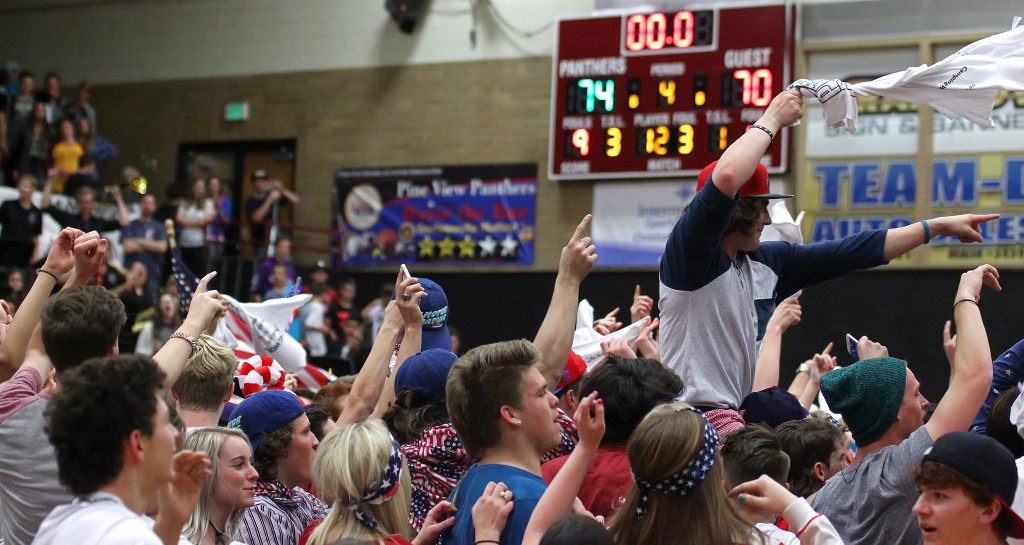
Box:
[334,164,537,266]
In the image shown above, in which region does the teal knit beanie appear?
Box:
[819,357,907,446]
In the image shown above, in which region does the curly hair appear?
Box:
[253,422,294,483]
[382,389,451,445]
[46,355,166,495]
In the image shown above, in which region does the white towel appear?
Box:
[790,22,1024,132]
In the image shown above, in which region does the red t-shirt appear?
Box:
[541,445,632,520]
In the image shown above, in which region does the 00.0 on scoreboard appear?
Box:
[549,3,794,180]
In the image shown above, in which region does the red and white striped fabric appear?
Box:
[237,355,287,397]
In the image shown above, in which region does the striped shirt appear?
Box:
[238,480,329,545]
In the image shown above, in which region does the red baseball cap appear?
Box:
[697,161,792,199]
[555,351,587,394]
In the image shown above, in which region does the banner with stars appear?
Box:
[334,164,537,266]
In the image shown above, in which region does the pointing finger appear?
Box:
[570,214,592,244]
[196,271,218,293]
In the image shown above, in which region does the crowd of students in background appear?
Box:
[0,82,1023,545]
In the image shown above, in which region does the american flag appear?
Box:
[171,246,201,317]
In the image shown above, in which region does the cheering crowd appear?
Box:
[0,89,1022,545]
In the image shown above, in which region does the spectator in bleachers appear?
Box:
[338,315,371,372]
[114,261,156,354]
[122,193,168,294]
[61,154,97,197]
[304,263,337,305]
[0,174,43,267]
[171,334,236,430]
[17,101,49,181]
[246,170,299,258]
[4,269,26,312]
[253,237,295,301]
[49,118,82,194]
[5,71,36,179]
[303,283,330,358]
[73,81,97,133]
[34,354,211,545]
[177,177,214,276]
[228,390,329,545]
[775,418,847,501]
[360,281,390,343]
[180,427,259,545]
[264,263,295,301]
[206,176,232,265]
[811,264,999,545]
[36,72,69,126]
[43,180,129,233]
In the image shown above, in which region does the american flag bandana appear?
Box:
[341,434,404,530]
[633,407,720,520]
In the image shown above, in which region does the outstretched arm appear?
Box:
[883,214,998,261]
[926,264,999,440]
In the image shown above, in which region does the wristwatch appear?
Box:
[796,363,810,374]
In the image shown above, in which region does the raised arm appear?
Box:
[522,393,605,545]
[111,185,130,228]
[712,90,803,198]
[926,264,1000,440]
[883,214,998,261]
[152,271,226,387]
[0,227,84,381]
[795,344,836,409]
[338,301,405,425]
[373,273,426,417]
[534,215,596,392]
[752,295,801,391]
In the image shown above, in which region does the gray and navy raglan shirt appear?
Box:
[658,177,888,410]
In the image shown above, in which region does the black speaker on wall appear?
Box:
[385,0,428,34]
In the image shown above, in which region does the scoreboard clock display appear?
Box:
[549,3,794,180]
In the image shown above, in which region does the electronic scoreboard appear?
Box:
[549,3,794,180]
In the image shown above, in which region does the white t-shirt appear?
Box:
[303,299,327,357]
[177,200,214,248]
[32,492,161,545]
